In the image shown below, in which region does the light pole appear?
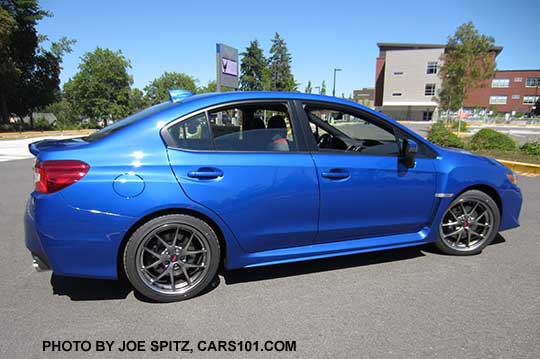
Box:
[332,68,342,97]
[314,86,321,94]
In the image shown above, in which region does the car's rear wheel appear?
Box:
[436,190,500,255]
[124,214,220,302]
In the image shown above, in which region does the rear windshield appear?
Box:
[85,102,174,142]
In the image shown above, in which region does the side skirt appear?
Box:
[226,227,433,270]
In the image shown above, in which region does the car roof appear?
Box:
[178,91,362,108]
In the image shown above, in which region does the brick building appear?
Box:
[464,70,540,115]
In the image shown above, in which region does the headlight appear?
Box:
[506,172,518,186]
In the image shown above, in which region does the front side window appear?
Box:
[489,96,507,105]
[166,102,296,152]
[491,78,510,88]
[426,62,438,74]
[306,106,399,156]
[424,83,436,96]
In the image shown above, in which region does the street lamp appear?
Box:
[332,68,342,97]
[314,86,321,94]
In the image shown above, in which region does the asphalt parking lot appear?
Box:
[2,158,540,359]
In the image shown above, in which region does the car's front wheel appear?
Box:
[436,190,500,255]
[124,214,220,302]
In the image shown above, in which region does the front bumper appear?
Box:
[499,185,522,231]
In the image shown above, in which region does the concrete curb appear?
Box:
[497,159,540,177]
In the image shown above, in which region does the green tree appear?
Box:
[43,98,80,130]
[321,80,327,95]
[240,40,266,91]
[128,88,147,114]
[261,67,272,91]
[0,0,74,125]
[144,71,198,105]
[438,22,496,112]
[198,80,216,93]
[198,80,234,93]
[64,48,132,126]
[268,33,295,91]
[304,80,312,94]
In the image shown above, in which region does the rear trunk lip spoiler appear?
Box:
[28,140,44,156]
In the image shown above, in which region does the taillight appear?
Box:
[34,160,90,194]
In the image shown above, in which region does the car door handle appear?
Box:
[187,168,223,179]
[321,169,350,180]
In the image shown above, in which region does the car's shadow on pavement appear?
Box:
[50,275,133,301]
[49,234,506,301]
[223,245,427,285]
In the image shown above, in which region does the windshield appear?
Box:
[85,102,174,142]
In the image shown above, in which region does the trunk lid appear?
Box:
[28,137,89,156]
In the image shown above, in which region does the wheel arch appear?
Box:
[116,208,228,280]
[455,184,503,216]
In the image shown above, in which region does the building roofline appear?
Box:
[496,69,540,73]
[377,42,503,55]
[377,42,446,49]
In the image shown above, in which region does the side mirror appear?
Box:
[406,139,418,156]
[402,139,417,168]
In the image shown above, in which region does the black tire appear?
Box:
[435,190,500,256]
[123,214,220,302]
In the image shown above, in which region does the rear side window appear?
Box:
[166,102,297,152]
[166,113,213,150]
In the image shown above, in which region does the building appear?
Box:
[375,43,448,121]
[352,87,375,108]
[374,42,516,121]
[464,70,540,115]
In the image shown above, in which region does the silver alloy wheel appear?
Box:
[135,223,210,295]
[439,199,495,252]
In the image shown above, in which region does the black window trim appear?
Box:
[160,99,311,154]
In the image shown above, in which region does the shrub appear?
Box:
[520,141,540,156]
[470,128,516,151]
[427,121,465,148]
[33,116,53,131]
[450,120,468,132]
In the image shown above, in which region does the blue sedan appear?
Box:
[25,91,522,302]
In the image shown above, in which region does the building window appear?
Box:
[422,111,433,121]
[489,95,507,105]
[424,83,436,96]
[426,62,437,74]
[523,96,540,104]
[491,78,510,88]
[392,92,402,96]
[526,77,540,87]
[511,94,520,100]
[393,71,403,75]
[515,77,523,82]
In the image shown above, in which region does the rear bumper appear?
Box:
[24,192,137,279]
[25,198,52,271]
